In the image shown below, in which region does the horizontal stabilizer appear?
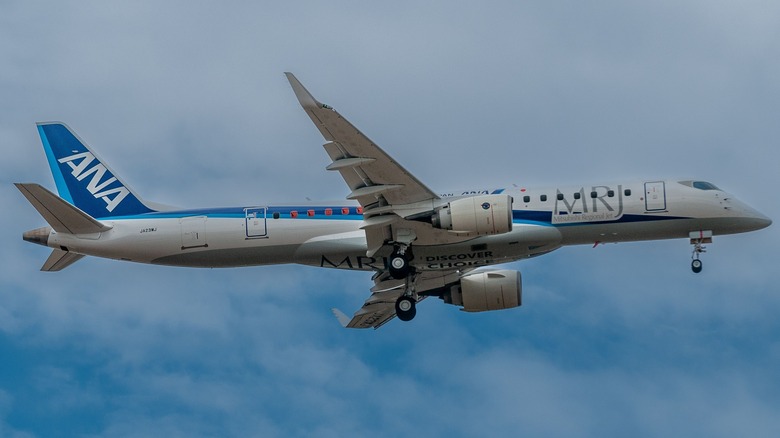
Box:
[41,249,85,271]
[15,183,112,234]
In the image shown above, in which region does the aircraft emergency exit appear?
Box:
[15,73,772,329]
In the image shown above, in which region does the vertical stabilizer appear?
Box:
[37,122,155,218]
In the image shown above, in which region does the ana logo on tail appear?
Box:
[58,151,130,212]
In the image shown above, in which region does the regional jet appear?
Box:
[15,73,771,328]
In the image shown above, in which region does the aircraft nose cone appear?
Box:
[741,208,771,231]
[755,214,772,230]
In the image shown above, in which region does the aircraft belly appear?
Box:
[308,223,563,272]
[557,217,750,245]
[150,244,302,267]
[413,223,562,271]
[148,219,360,268]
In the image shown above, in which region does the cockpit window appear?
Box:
[693,181,721,191]
[679,180,721,191]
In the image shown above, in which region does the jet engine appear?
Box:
[441,269,522,312]
[431,194,513,235]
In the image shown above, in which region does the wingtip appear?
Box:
[285,72,322,109]
[331,308,351,328]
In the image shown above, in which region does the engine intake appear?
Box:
[442,269,522,312]
[432,194,513,235]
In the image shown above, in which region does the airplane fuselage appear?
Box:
[35,179,769,272]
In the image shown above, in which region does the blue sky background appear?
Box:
[2,1,779,436]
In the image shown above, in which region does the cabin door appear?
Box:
[245,207,268,238]
[644,181,667,211]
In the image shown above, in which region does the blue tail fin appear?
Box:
[37,122,155,218]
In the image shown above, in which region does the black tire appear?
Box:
[691,259,703,273]
[389,253,410,279]
[395,296,417,322]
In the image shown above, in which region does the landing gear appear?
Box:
[395,295,417,321]
[389,229,418,320]
[691,237,707,274]
[389,245,412,279]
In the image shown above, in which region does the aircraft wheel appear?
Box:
[389,253,410,279]
[395,296,417,322]
[691,259,703,273]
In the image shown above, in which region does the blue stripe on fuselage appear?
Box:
[511,210,688,226]
[106,206,365,221]
[104,207,690,227]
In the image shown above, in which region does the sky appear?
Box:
[1,0,779,436]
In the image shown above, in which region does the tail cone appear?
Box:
[23,227,51,247]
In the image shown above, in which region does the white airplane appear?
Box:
[16,73,771,329]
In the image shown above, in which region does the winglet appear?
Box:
[331,308,351,328]
[284,72,325,110]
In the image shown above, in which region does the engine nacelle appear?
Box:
[432,194,513,235]
[442,270,522,312]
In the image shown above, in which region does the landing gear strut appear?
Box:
[689,231,712,274]
[691,240,706,274]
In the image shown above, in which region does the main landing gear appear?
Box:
[389,229,419,321]
[389,245,412,279]
[395,295,417,322]
[390,244,417,321]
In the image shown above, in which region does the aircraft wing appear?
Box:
[285,73,439,208]
[333,270,463,329]
[287,73,460,329]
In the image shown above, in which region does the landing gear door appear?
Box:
[644,181,666,211]
[245,207,268,238]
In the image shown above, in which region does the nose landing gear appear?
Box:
[689,230,712,274]
[691,257,703,273]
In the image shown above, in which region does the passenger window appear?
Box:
[607,190,614,197]
[540,194,547,202]
[523,195,530,203]
[624,189,631,196]
[590,191,597,198]
[574,192,581,200]
[272,212,280,219]
[557,193,564,201]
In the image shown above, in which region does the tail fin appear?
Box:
[37,122,155,218]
